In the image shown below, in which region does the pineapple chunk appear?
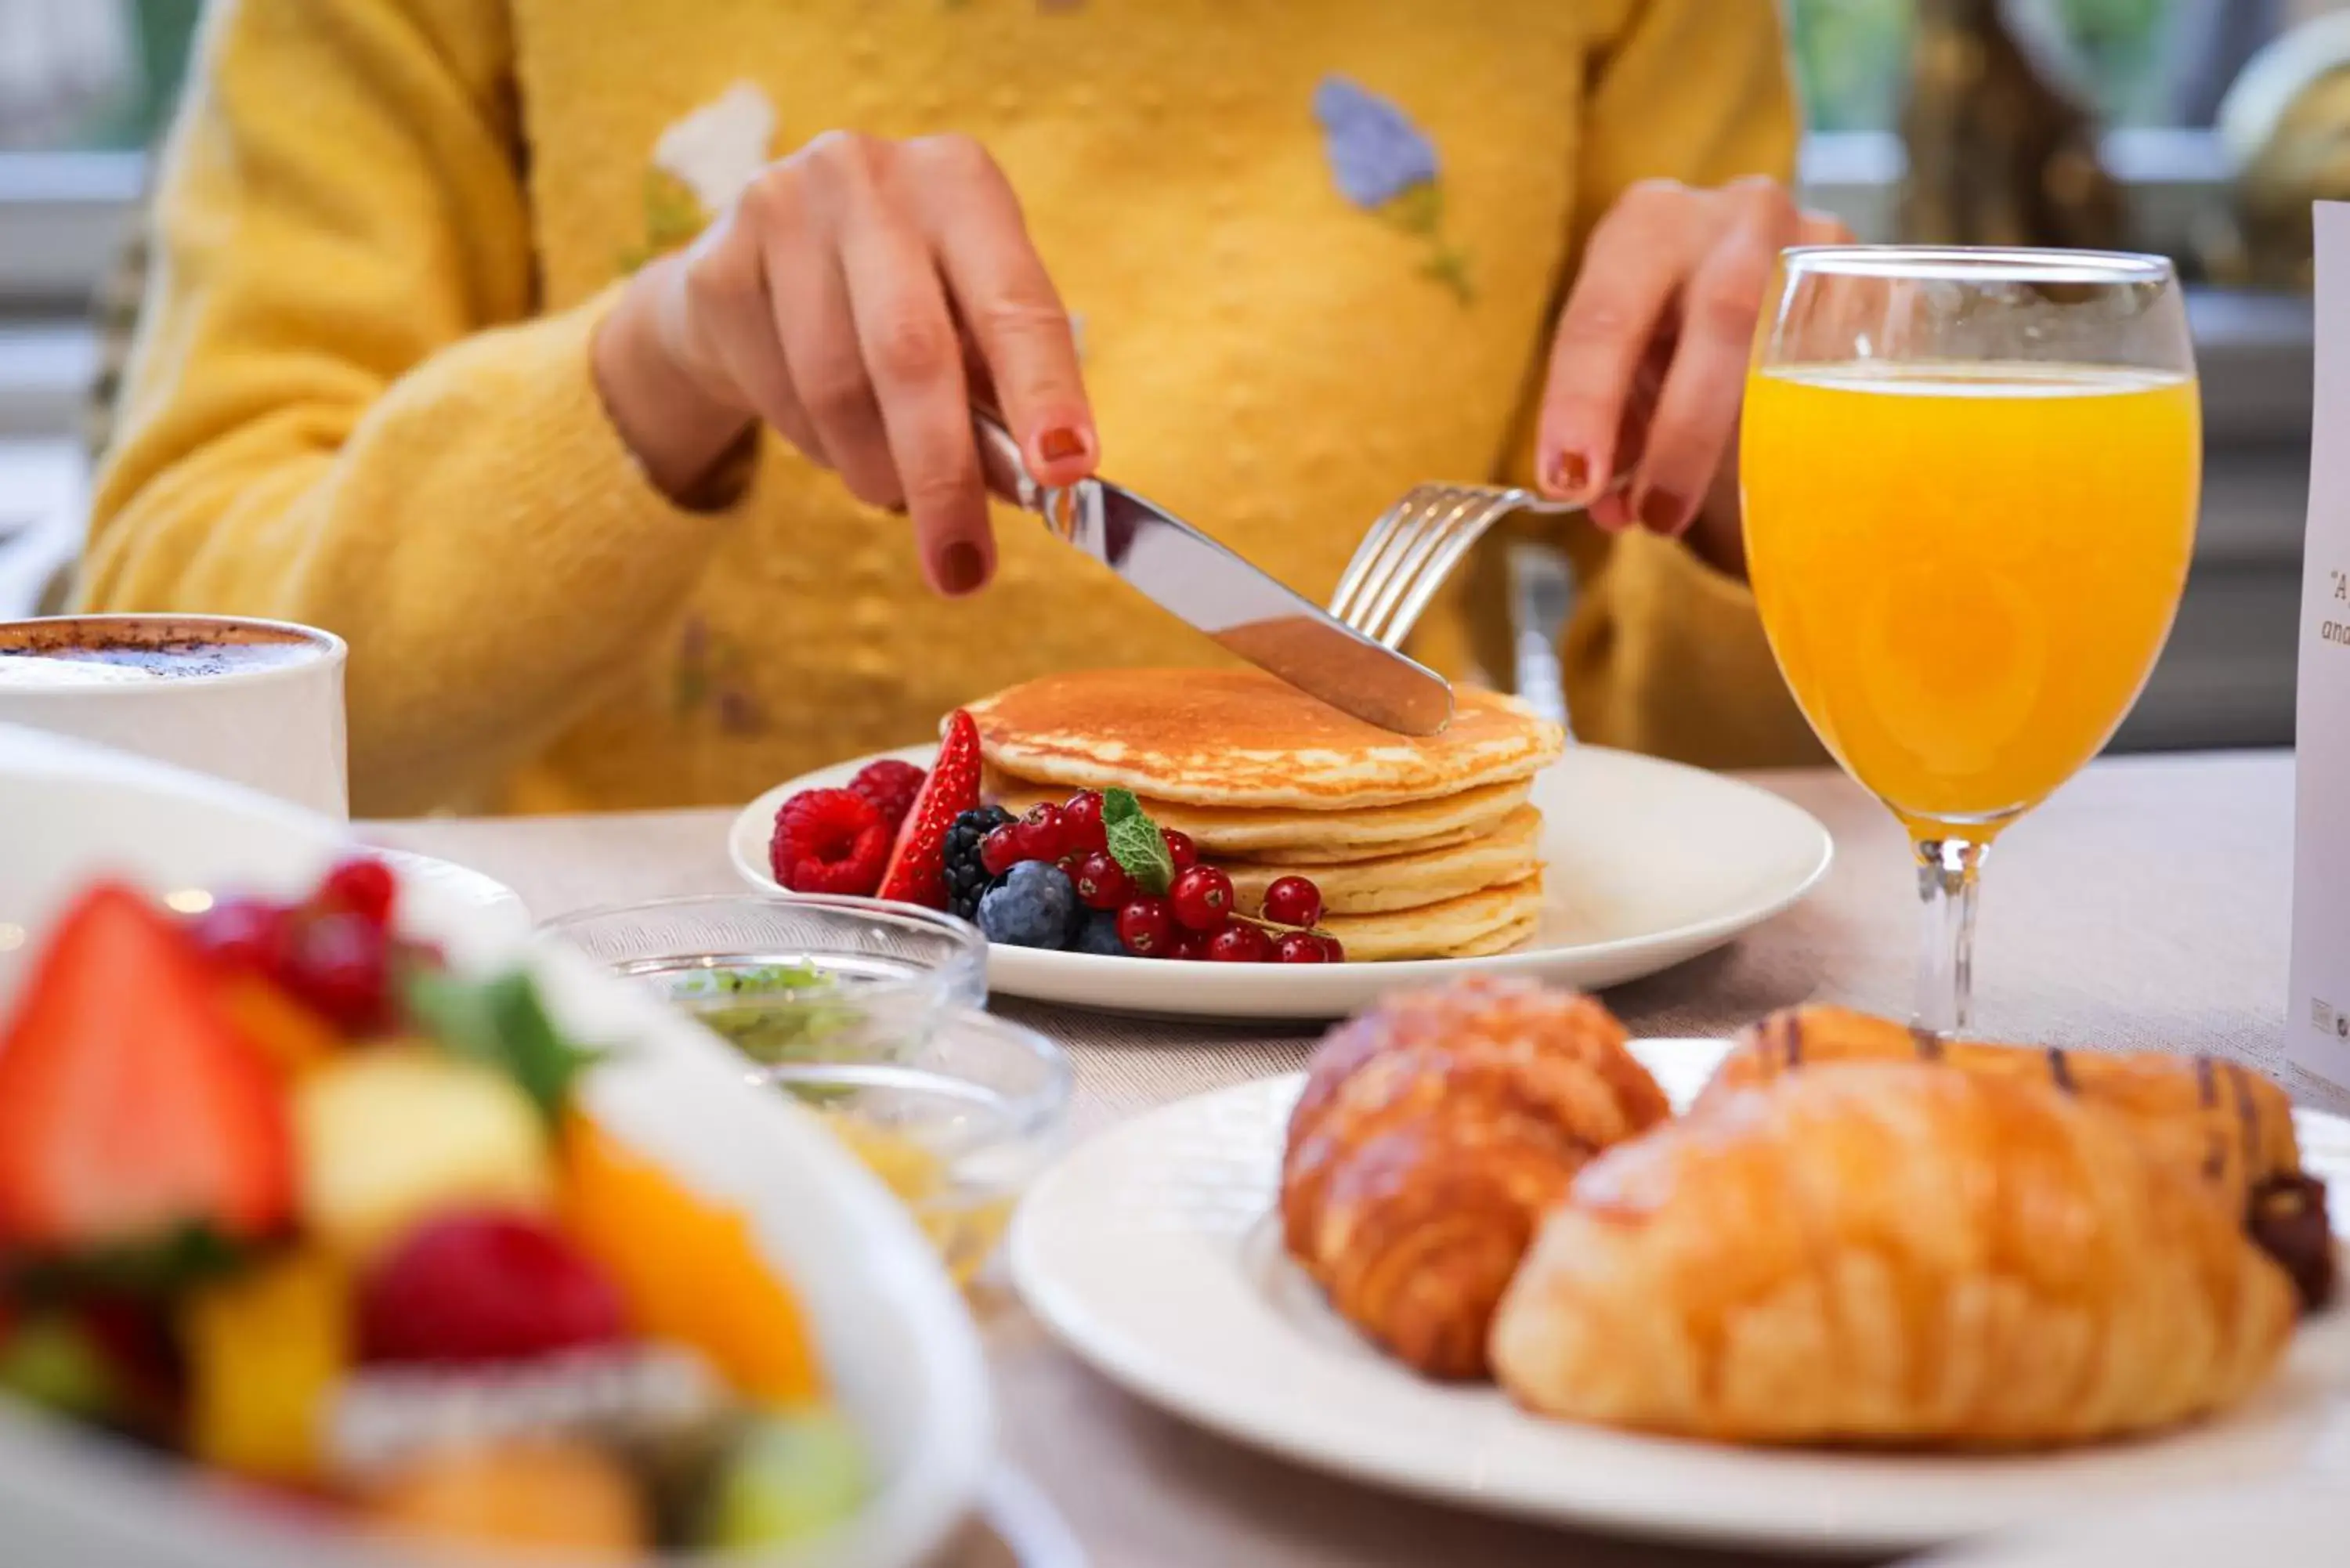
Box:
[183,1251,349,1483]
[295,1048,552,1259]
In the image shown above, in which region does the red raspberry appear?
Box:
[1161,829,1199,873]
[847,758,927,833]
[357,1211,627,1365]
[284,912,392,1031]
[771,788,891,896]
[188,897,298,981]
[317,857,399,927]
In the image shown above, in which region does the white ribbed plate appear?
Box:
[729,745,1832,1021]
[1008,1039,2350,1556]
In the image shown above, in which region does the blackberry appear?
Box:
[942,804,1014,920]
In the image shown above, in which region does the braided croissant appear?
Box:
[1707,1006,2334,1310]
[1281,978,1669,1378]
[1491,1063,2298,1446]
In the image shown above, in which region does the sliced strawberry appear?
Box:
[0,884,295,1253]
[874,710,983,909]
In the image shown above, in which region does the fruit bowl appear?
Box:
[0,724,992,1568]
[542,893,988,1064]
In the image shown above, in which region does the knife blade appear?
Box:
[971,412,1454,736]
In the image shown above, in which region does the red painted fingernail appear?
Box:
[1547,449,1590,497]
[938,542,987,595]
[1638,488,1687,533]
[1038,426,1087,464]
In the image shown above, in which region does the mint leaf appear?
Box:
[405,968,603,1125]
[1105,815,1173,896]
[1101,787,1146,826]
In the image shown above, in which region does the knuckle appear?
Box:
[909,131,997,177]
[1690,277,1762,342]
[971,293,1071,351]
[1727,176,1797,233]
[797,362,874,426]
[901,464,978,518]
[1622,176,1689,211]
[682,229,756,308]
[798,128,886,186]
[1555,299,1640,352]
[866,309,957,386]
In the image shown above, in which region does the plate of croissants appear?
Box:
[1007,977,2350,1555]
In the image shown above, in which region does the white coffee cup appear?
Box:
[0,614,349,819]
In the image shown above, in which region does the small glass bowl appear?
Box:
[541,894,986,1063]
[752,1007,1070,1285]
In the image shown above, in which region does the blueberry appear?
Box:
[1072,908,1125,957]
[977,862,1077,949]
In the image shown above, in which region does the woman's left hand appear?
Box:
[1536,176,1850,579]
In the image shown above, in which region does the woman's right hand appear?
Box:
[591,132,1095,597]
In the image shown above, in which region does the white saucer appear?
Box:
[1008,1039,2350,1556]
[729,745,1832,1020]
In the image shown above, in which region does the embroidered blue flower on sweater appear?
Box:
[1311,75,1473,305]
[1314,76,1440,210]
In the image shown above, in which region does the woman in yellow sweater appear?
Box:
[83,0,1835,816]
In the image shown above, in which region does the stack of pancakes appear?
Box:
[965,669,1564,960]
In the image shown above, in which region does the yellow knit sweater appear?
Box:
[83,0,1821,816]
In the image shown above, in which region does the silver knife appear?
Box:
[971,410,1454,735]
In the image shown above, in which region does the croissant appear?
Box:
[1707,1006,2334,1310]
[1490,1063,2299,1447]
[1281,977,1670,1378]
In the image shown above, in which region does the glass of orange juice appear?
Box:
[1741,247,2199,1033]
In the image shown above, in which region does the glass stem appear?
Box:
[1911,836,1987,1036]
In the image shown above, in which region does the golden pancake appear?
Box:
[966,669,1564,810]
[984,769,1531,862]
[1226,808,1542,918]
[1319,874,1546,962]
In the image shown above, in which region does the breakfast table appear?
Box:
[367,748,2348,1568]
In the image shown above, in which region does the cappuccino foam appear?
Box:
[0,621,330,692]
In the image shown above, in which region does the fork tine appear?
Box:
[1368,491,1523,647]
[1327,494,1417,627]
[1354,486,1484,643]
[1331,486,1450,630]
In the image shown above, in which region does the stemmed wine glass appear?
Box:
[1741,247,2200,1033]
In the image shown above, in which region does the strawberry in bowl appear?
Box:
[0,859,892,1561]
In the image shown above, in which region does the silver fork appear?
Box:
[1329,479,1618,649]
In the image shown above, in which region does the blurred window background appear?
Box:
[0,1,2340,748]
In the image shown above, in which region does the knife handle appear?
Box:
[971,407,1043,513]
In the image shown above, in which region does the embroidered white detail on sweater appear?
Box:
[653,81,777,212]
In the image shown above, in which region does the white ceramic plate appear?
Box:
[1905,1481,2350,1568]
[374,846,530,936]
[1008,1039,2350,1557]
[0,723,992,1568]
[729,744,1834,1019]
